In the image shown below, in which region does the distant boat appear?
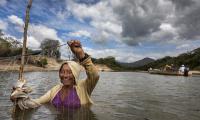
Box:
[148,69,191,76]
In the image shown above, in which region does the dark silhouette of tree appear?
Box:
[0,29,4,37]
[0,38,11,57]
[40,39,60,59]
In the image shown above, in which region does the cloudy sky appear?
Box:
[0,0,200,62]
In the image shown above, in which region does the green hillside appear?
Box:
[92,56,125,71]
[0,38,22,57]
[92,47,200,71]
[135,48,200,71]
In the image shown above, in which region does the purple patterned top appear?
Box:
[52,87,81,109]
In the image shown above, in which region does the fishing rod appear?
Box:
[19,0,33,82]
[11,0,33,114]
[57,43,67,47]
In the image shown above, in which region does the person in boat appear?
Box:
[10,40,99,109]
[148,67,153,72]
[170,64,175,72]
[163,64,171,71]
[184,67,189,76]
[179,64,185,73]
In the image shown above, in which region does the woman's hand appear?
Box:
[67,40,85,60]
[10,80,32,102]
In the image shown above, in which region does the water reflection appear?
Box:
[11,104,98,120]
[11,106,36,120]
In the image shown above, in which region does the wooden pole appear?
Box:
[19,0,33,81]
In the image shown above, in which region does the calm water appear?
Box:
[0,72,200,120]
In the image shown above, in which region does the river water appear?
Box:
[0,72,200,120]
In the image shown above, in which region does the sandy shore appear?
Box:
[0,64,60,72]
[190,70,200,75]
[0,57,105,72]
[0,63,113,72]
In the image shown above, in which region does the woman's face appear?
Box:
[59,64,75,86]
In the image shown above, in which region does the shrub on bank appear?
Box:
[37,58,48,67]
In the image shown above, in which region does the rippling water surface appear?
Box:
[0,72,200,120]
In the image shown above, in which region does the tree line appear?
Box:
[0,30,61,59]
[92,47,200,71]
[134,48,200,71]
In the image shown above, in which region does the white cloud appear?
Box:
[26,36,40,50]
[30,28,61,49]
[26,24,64,50]
[176,44,190,50]
[28,24,61,42]
[83,47,144,63]
[8,15,24,27]
[0,20,8,30]
[145,23,179,43]
[175,41,200,52]
[8,15,24,32]
[91,20,122,35]
[7,15,62,49]
[67,0,122,43]
[6,15,69,58]
[0,0,7,6]
[68,1,117,22]
[68,30,91,38]
[56,10,71,20]
[160,23,176,32]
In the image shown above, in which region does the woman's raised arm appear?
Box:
[67,40,99,95]
[81,56,99,95]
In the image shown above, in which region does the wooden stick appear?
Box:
[19,0,33,82]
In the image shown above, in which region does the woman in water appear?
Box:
[10,40,99,109]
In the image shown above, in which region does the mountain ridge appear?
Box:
[119,57,155,68]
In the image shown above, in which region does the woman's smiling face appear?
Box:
[59,64,75,86]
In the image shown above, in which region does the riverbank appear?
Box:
[190,70,200,75]
[0,64,59,72]
[1,63,200,74]
[0,64,113,72]
[0,58,113,72]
